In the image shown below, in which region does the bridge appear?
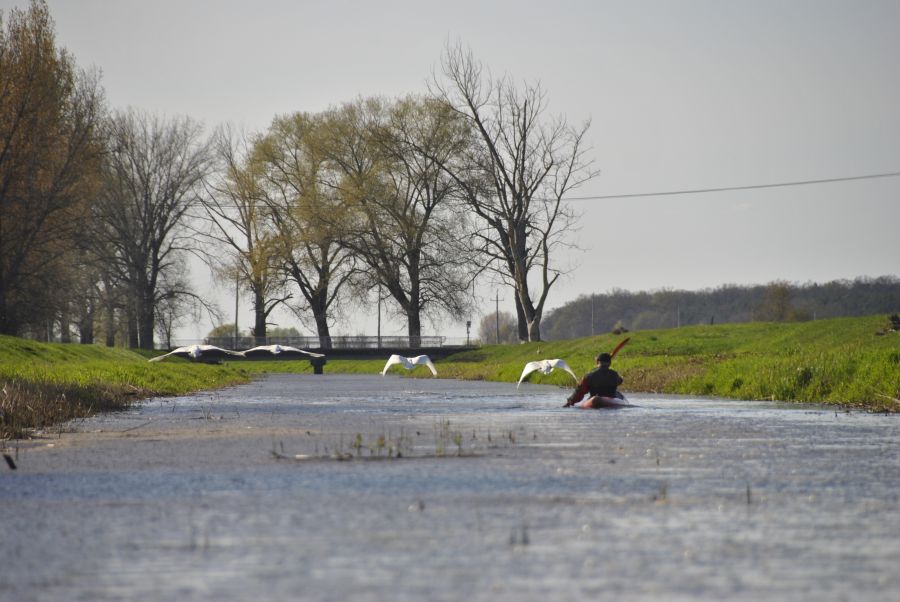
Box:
[201,335,477,360]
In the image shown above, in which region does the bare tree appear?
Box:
[322,97,477,346]
[198,125,290,345]
[430,43,598,341]
[79,232,130,346]
[66,246,103,343]
[0,0,104,335]
[94,109,212,348]
[153,265,198,349]
[477,310,518,345]
[253,112,356,348]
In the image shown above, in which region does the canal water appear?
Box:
[3,374,898,601]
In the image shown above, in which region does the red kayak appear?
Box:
[585,394,633,409]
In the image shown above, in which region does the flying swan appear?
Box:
[381,354,438,376]
[148,344,244,362]
[517,359,578,388]
[242,344,325,358]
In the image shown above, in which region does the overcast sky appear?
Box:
[10,0,899,341]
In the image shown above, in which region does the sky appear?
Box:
[7,0,899,342]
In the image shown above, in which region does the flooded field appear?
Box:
[3,374,898,601]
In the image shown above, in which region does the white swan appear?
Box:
[517,359,577,388]
[242,344,324,358]
[148,344,244,362]
[381,354,437,376]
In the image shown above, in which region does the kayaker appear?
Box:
[564,352,624,409]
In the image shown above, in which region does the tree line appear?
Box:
[0,1,596,348]
[541,277,900,340]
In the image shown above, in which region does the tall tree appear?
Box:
[323,97,477,345]
[253,112,355,348]
[0,0,103,335]
[94,109,211,348]
[430,43,598,341]
[199,126,289,345]
[754,281,809,322]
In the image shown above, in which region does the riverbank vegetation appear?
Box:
[0,336,253,438]
[2,314,897,439]
[331,315,900,412]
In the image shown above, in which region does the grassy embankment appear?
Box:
[0,336,256,439]
[330,315,900,412]
[1,314,897,438]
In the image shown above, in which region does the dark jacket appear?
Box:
[567,365,623,403]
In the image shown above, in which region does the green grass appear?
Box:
[329,315,900,411]
[0,336,253,394]
[0,336,255,439]
[2,314,898,439]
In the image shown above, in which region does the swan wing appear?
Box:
[381,354,406,376]
[200,345,244,358]
[149,345,198,362]
[517,361,544,388]
[550,359,578,382]
[149,348,182,362]
[242,345,274,357]
[411,355,437,376]
[279,345,325,358]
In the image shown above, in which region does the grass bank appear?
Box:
[1,314,897,438]
[0,336,256,439]
[328,315,900,412]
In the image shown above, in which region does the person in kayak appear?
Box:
[564,352,624,409]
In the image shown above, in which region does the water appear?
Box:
[2,374,898,601]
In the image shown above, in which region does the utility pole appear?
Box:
[496,291,500,344]
[377,285,382,348]
[234,273,239,348]
[591,295,595,335]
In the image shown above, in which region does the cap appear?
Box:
[596,352,612,363]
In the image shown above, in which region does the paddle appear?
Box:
[610,337,630,359]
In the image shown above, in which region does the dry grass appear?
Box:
[0,378,145,439]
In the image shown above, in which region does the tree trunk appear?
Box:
[253,289,267,346]
[79,310,94,344]
[136,285,155,349]
[407,310,422,349]
[139,310,155,349]
[104,301,116,347]
[406,267,422,348]
[59,307,72,343]
[126,303,139,348]
[527,315,542,342]
[313,311,331,350]
[513,266,543,342]
[514,294,528,342]
[310,289,332,349]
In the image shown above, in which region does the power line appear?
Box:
[185,169,900,207]
[561,170,900,201]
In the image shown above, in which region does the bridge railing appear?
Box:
[204,335,451,351]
